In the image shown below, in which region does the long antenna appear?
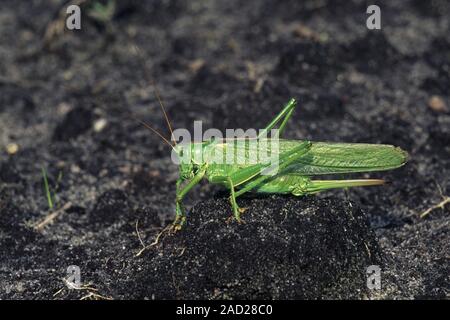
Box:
[153,81,175,144]
[133,117,175,151]
[132,44,177,146]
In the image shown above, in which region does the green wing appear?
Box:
[284,141,408,175]
[214,139,407,175]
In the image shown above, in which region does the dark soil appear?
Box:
[140,196,384,300]
[0,0,449,299]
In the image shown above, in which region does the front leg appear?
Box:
[174,179,185,227]
[174,167,206,230]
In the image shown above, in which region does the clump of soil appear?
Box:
[138,196,383,299]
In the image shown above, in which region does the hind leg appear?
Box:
[227,177,247,222]
[258,98,298,139]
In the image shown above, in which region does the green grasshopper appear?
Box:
[142,98,407,230]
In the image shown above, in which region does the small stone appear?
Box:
[57,102,71,115]
[6,143,19,155]
[428,95,447,112]
[93,118,107,132]
[70,164,81,173]
[188,59,205,73]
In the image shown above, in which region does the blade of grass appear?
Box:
[42,167,54,210]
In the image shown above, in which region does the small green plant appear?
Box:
[88,0,116,23]
[41,167,54,210]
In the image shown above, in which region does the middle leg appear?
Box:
[224,141,312,221]
[235,141,311,198]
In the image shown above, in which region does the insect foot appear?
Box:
[171,216,186,232]
[225,214,246,225]
[142,196,386,299]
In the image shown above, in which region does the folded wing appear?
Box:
[285,141,408,175]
